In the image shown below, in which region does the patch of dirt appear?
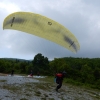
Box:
[0,75,100,100]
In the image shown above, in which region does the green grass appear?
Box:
[20,98,28,100]
[44,94,48,97]
[36,76,53,82]
[41,98,46,100]
[25,93,31,96]
[34,90,41,96]
[0,80,6,82]
[3,85,19,92]
[33,76,55,91]
[35,83,48,90]
[48,98,55,100]
[64,78,100,90]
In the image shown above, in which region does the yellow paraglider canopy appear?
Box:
[3,12,80,53]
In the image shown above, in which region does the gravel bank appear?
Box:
[0,75,100,100]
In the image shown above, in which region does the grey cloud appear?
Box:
[0,0,100,60]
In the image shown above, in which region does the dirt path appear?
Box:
[0,75,100,100]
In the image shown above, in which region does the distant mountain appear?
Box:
[0,58,32,62]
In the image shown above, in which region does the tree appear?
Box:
[81,64,94,84]
[32,53,49,74]
[94,68,100,81]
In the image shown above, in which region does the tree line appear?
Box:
[0,53,100,89]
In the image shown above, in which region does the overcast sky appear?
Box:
[0,0,100,60]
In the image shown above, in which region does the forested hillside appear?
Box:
[0,53,100,89]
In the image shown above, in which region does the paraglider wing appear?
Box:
[3,12,80,53]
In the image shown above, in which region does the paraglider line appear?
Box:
[11,17,15,27]
[69,41,74,47]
